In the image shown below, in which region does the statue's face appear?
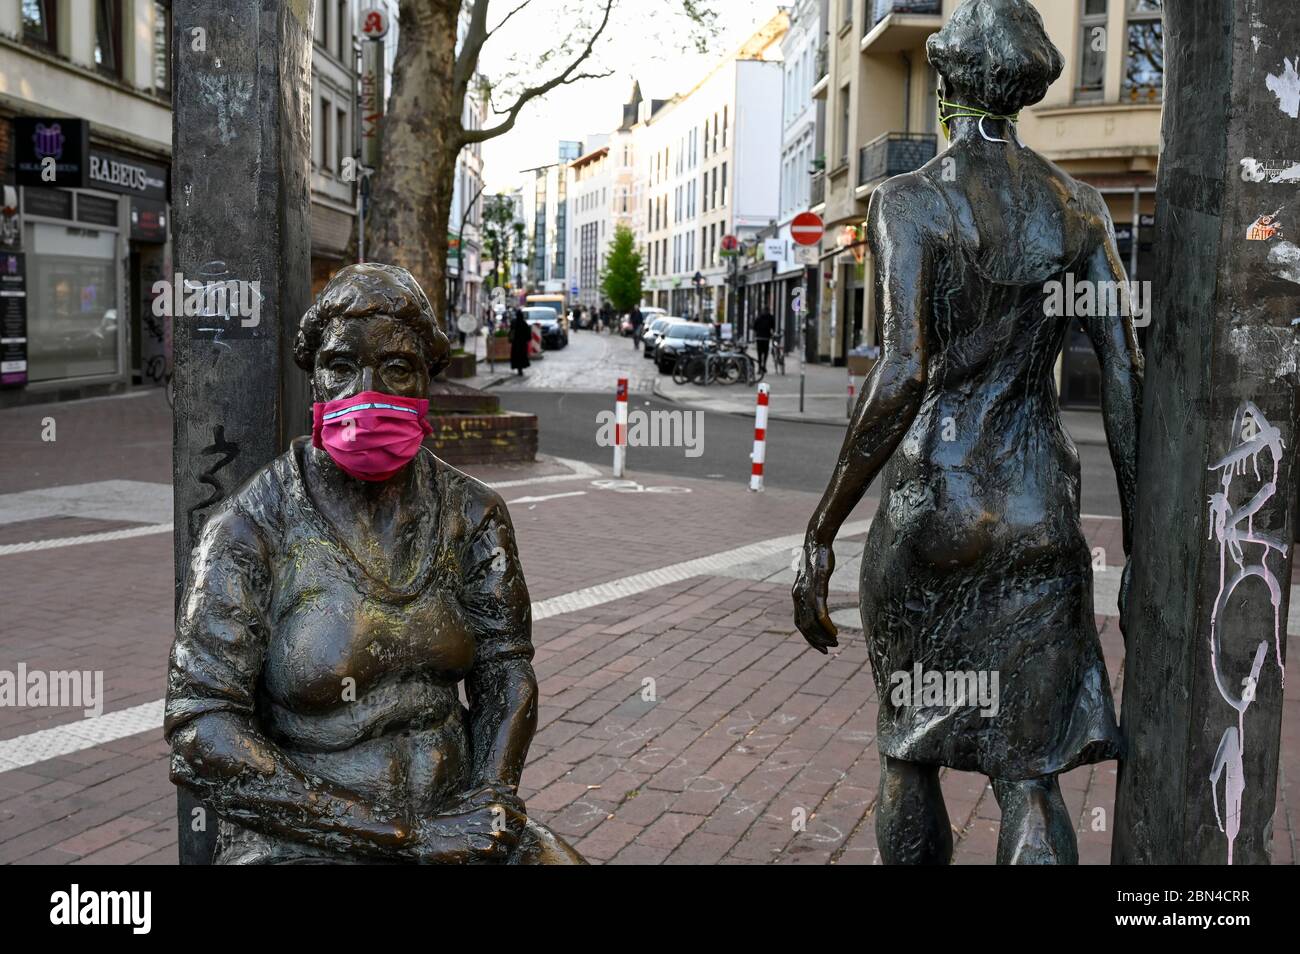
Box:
[313,315,429,402]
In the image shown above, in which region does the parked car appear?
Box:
[523,306,569,349]
[623,305,667,337]
[655,322,716,373]
[641,316,688,359]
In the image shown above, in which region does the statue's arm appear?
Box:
[165,508,416,860]
[1078,190,1144,625]
[459,492,538,798]
[794,179,933,652]
[807,178,933,546]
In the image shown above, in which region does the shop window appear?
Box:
[1123,0,1163,103]
[24,221,120,383]
[23,0,56,50]
[1076,0,1107,102]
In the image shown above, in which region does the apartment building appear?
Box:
[758,0,825,356]
[636,12,786,325]
[311,1,359,290]
[0,0,172,408]
[567,85,641,312]
[449,72,487,322]
[811,0,1162,406]
[521,140,582,294]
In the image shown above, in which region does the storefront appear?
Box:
[3,117,170,407]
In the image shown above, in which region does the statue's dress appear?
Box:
[166,439,581,863]
[862,160,1124,780]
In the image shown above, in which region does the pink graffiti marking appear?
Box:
[1206,402,1288,864]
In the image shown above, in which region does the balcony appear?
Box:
[857,132,938,188]
[862,0,943,54]
[810,171,826,208]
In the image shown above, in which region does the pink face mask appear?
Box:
[311,390,433,481]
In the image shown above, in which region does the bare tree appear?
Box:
[365,0,714,326]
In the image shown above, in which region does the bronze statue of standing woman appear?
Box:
[165,263,583,863]
[793,0,1142,864]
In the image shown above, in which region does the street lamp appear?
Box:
[692,270,704,320]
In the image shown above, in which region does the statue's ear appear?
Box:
[294,304,319,371]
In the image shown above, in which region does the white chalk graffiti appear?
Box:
[1206,402,1288,864]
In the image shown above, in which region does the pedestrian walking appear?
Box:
[754,307,776,373]
[600,302,612,334]
[630,304,644,349]
[509,307,531,376]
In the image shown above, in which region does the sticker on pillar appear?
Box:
[1246,210,1283,241]
[1240,158,1300,183]
[1265,57,1300,119]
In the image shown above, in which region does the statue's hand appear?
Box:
[793,536,839,654]
[408,799,527,864]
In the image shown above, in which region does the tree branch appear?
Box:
[457,0,617,147]
[485,0,534,42]
[453,0,493,100]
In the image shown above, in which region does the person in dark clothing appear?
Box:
[630,305,644,349]
[600,302,612,333]
[509,308,531,375]
[754,309,776,372]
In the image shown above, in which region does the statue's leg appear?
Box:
[876,755,952,865]
[991,775,1077,865]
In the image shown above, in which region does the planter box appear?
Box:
[847,354,877,377]
[488,337,512,361]
[445,352,476,378]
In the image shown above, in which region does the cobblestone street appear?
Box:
[2,389,1295,865]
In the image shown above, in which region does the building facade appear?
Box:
[636,12,787,330]
[0,0,173,408]
[310,0,359,291]
[811,0,1161,406]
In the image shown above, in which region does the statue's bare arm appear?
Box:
[793,177,935,653]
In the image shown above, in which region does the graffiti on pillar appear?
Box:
[1206,401,1288,864]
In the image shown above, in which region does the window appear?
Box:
[711,167,718,209]
[95,0,122,78]
[153,2,172,93]
[722,106,728,149]
[839,85,851,165]
[337,0,349,61]
[23,0,56,48]
[320,100,333,172]
[720,162,728,207]
[703,120,709,159]
[712,112,719,153]
[1123,0,1163,103]
[1076,0,1108,101]
[336,105,348,177]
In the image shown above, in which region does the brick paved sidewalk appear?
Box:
[0,389,1295,865]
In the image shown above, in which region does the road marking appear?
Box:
[0,460,602,556]
[0,520,872,773]
[0,523,174,556]
[508,491,588,505]
[0,700,164,772]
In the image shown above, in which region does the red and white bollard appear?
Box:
[847,373,858,418]
[749,382,770,492]
[613,377,628,477]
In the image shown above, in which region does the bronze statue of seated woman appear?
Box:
[165,263,584,864]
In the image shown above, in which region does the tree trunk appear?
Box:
[367,1,462,325]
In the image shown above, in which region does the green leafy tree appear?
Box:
[481,194,518,290]
[600,224,643,311]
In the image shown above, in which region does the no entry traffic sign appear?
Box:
[791,211,824,247]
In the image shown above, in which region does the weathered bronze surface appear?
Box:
[793,0,1142,864]
[165,264,585,864]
